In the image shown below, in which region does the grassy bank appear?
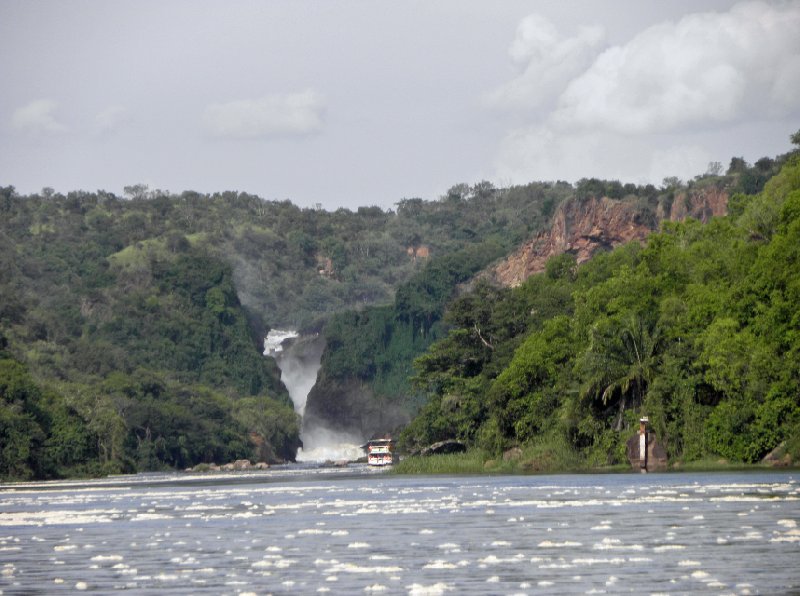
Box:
[392,449,796,475]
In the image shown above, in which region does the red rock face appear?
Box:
[664,186,728,223]
[488,188,729,287]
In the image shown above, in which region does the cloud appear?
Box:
[494,124,712,187]
[203,90,325,139]
[486,14,605,109]
[94,105,130,134]
[492,1,800,187]
[553,0,800,134]
[11,99,67,135]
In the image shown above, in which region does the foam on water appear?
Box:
[1,470,798,594]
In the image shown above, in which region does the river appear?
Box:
[1,468,798,594]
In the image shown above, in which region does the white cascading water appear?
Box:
[264,329,364,462]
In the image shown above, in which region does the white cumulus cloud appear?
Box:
[487,14,605,109]
[11,99,67,135]
[494,124,712,188]
[553,0,800,134]
[493,1,800,187]
[203,90,325,139]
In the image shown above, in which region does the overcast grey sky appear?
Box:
[1,1,798,209]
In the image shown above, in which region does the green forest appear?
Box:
[0,176,564,480]
[397,151,800,471]
[1,134,798,481]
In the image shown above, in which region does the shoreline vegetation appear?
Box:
[392,448,798,476]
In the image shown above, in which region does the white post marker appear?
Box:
[639,417,649,473]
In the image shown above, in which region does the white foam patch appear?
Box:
[653,545,685,552]
[770,534,800,543]
[593,538,643,551]
[479,554,526,565]
[734,531,763,541]
[424,560,458,569]
[538,540,582,548]
[91,554,124,562]
[54,544,77,551]
[0,510,116,526]
[131,513,172,521]
[155,573,180,582]
[572,557,626,566]
[491,540,511,547]
[591,524,612,531]
[407,583,454,596]
[325,562,403,574]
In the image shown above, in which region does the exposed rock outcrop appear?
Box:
[487,187,729,287]
[419,439,467,457]
[662,186,728,222]
[626,432,668,472]
[762,442,792,467]
[303,375,414,440]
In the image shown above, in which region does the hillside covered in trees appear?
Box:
[0,178,565,480]
[307,148,795,446]
[1,135,796,480]
[399,150,800,469]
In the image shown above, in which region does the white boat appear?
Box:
[364,438,398,466]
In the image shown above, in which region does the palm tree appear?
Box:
[579,314,662,431]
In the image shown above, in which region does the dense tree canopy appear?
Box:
[401,154,800,467]
[0,178,567,479]
[2,135,797,479]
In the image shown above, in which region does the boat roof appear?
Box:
[361,438,394,449]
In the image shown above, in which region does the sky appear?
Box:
[1,1,799,210]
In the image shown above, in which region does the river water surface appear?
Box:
[1,468,798,594]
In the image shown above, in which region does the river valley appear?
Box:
[1,468,798,594]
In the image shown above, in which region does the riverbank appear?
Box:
[392,448,798,475]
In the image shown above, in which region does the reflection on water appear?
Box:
[1,468,798,594]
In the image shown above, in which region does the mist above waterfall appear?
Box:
[265,330,363,462]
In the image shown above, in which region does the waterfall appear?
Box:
[264,330,364,462]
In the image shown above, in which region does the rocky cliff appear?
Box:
[303,374,414,440]
[487,186,729,287]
